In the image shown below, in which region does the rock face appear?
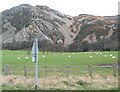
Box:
[1,4,75,47]
[71,15,118,51]
[1,4,119,51]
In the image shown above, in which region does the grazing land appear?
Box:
[2,50,118,66]
[1,50,119,90]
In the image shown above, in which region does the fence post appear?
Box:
[56,65,58,73]
[44,65,47,77]
[113,64,117,77]
[88,65,92,78]
[66,65,69,78]
[13,67,15,75]
[24,64,27,77]
[4,64,9,75]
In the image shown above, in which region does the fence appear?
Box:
[2,64,118,78]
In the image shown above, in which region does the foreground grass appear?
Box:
[2,50,118,66]
[2,75,118,90]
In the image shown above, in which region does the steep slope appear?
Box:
[69,14,118,51]
[1,4,76,48]
[1,4,118,51]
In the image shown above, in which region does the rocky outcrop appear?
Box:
[1,4,75,48]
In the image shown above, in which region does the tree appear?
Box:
[41,39,52,54]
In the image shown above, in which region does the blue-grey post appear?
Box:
[31,38,39,90]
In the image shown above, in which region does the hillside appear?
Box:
[69,14,118,51]
[1,4,76,48]
[0,4,119,51]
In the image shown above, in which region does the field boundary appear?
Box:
[2,64,118,78]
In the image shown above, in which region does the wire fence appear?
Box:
[2,64,118,78]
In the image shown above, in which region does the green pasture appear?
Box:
[1,50,118,66]
[1,50,119,90]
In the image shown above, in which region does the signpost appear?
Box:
[31,38,39,90]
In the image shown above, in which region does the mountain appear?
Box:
[69,14,118,51]
[1,4,119,51]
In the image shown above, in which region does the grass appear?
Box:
[1,50,118,77]
[2,75,118,90]
[1,50,118,66]
[1,50,119,90]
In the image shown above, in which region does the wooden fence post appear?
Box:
[66,65,69,78]
[44,65,47,77]
[4,65,9,75]
[56,65,58,73]
[13,67,15,75]
[4,64,9,75]
[113,64,117,77]
[24,64,27,77]
[88,65,92,78]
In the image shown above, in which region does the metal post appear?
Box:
[35,38,38,90]
[31,38,39,90]
[35,57,38,90]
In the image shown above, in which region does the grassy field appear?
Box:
[1,50,119,90]
[1,50,118,66]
